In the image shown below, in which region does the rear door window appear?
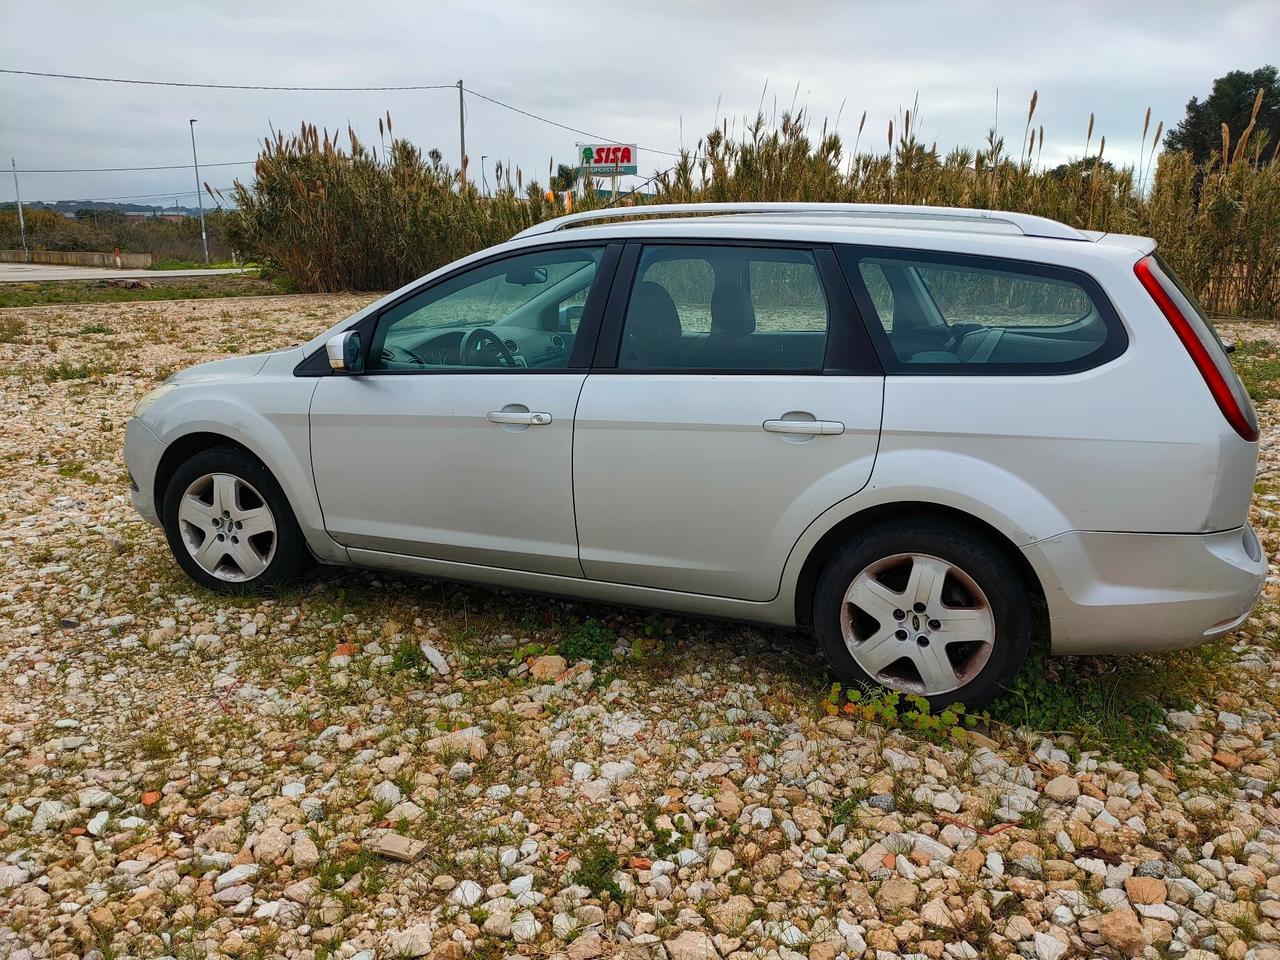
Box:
[617,245,830,371]
[840,247,1126,373]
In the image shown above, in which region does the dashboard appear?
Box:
[378,324,573,370]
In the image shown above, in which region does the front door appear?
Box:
[310,243,614,577]
[573,242,884,601]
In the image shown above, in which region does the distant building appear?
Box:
[123,211,186,223]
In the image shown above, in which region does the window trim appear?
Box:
[294,241,621,377]
[837,244,1129,376]
[590,238,881,377]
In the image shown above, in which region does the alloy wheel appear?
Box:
[839,552,995,697]
[177,472,277,582]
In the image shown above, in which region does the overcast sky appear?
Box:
[1,0,1277,206]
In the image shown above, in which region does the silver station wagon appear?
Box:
[125,203,1266,706]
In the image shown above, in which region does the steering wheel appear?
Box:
[460,327,517,368]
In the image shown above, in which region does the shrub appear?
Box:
[227,95,1279,319]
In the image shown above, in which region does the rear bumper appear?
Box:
[125,417,164,527]
[1025,525,1266,655]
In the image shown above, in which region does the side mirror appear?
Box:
[325,331,364,374]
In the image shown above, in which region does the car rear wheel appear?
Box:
[161,446,310,592]
[813,519,1031,709]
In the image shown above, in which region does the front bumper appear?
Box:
[1026,525,1266,655]
[124,417,164,527]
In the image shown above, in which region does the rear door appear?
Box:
[572,241,884,601]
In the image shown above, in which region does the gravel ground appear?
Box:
[1,299,1278,960]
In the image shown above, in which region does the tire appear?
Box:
[813,519,1031,709]
[161,445,311,593]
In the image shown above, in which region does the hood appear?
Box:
[164,350,283,385]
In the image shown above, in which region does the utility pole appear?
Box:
[189,119,209,265]
[480,155,488,197]
[457,79,466,186]
[10,158,27,261]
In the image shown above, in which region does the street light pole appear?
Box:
[457,79,466,186]
[480,155,488,197]
[10,158,28,261]
[189,119,209,266]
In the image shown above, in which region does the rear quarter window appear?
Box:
[839,247,1127,374]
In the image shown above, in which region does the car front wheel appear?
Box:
[813,519,1031,709]
[161,446,310,592]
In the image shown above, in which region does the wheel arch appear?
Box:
[792,501,1046,628]
[150,427,346,564]
[153,432,259,519]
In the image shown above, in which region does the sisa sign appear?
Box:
[579,143,638,177]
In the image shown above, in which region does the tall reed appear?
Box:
[229,95,1279,318]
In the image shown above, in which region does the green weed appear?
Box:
[572,840,623,901]
[560,617,615,664]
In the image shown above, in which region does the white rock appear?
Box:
[709,849,735,877]
[449,879,483,907]
[600,760,636,783]
[215,863,259,891]
[511,910,542,942]
[418,640,450,674]
[31,799,66,832]
[389,923,433,957]
[0,865,30,891]
[552,911,578,939]
[508,874,534,896]
[371,781,402,806]
[1033,932,1067,960]
[883,747,920,772]
[837,918,867,954]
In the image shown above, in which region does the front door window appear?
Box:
[368,247,605,370]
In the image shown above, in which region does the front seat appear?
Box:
[621,281,683,367]
[685,284,756,367]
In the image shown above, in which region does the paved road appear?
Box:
[0,263,248,283]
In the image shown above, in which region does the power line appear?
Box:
[465,87,682,158]
[14,160,254,174]
[2,67,681,160]
[0,68,455,92]
[29,185,237,203]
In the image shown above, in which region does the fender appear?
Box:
[777,446,1074,606]
[141,377,348,564]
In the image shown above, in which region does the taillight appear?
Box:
[1134,256,1258,442]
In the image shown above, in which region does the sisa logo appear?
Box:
[583,144,634,166]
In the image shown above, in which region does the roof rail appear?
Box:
[512,202,1087,242]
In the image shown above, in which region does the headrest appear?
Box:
[628,281,682,342]
[711,284,756,337]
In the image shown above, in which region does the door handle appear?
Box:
[763,418,844,436]
[487,410,552,425]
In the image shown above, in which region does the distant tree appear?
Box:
[1164,65,1279,163]
[1047,156,1117,182]
[549,162,580,193]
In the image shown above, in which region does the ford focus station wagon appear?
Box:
[125,203,1266,707]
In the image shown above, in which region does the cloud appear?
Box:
[1,0,1276,202]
